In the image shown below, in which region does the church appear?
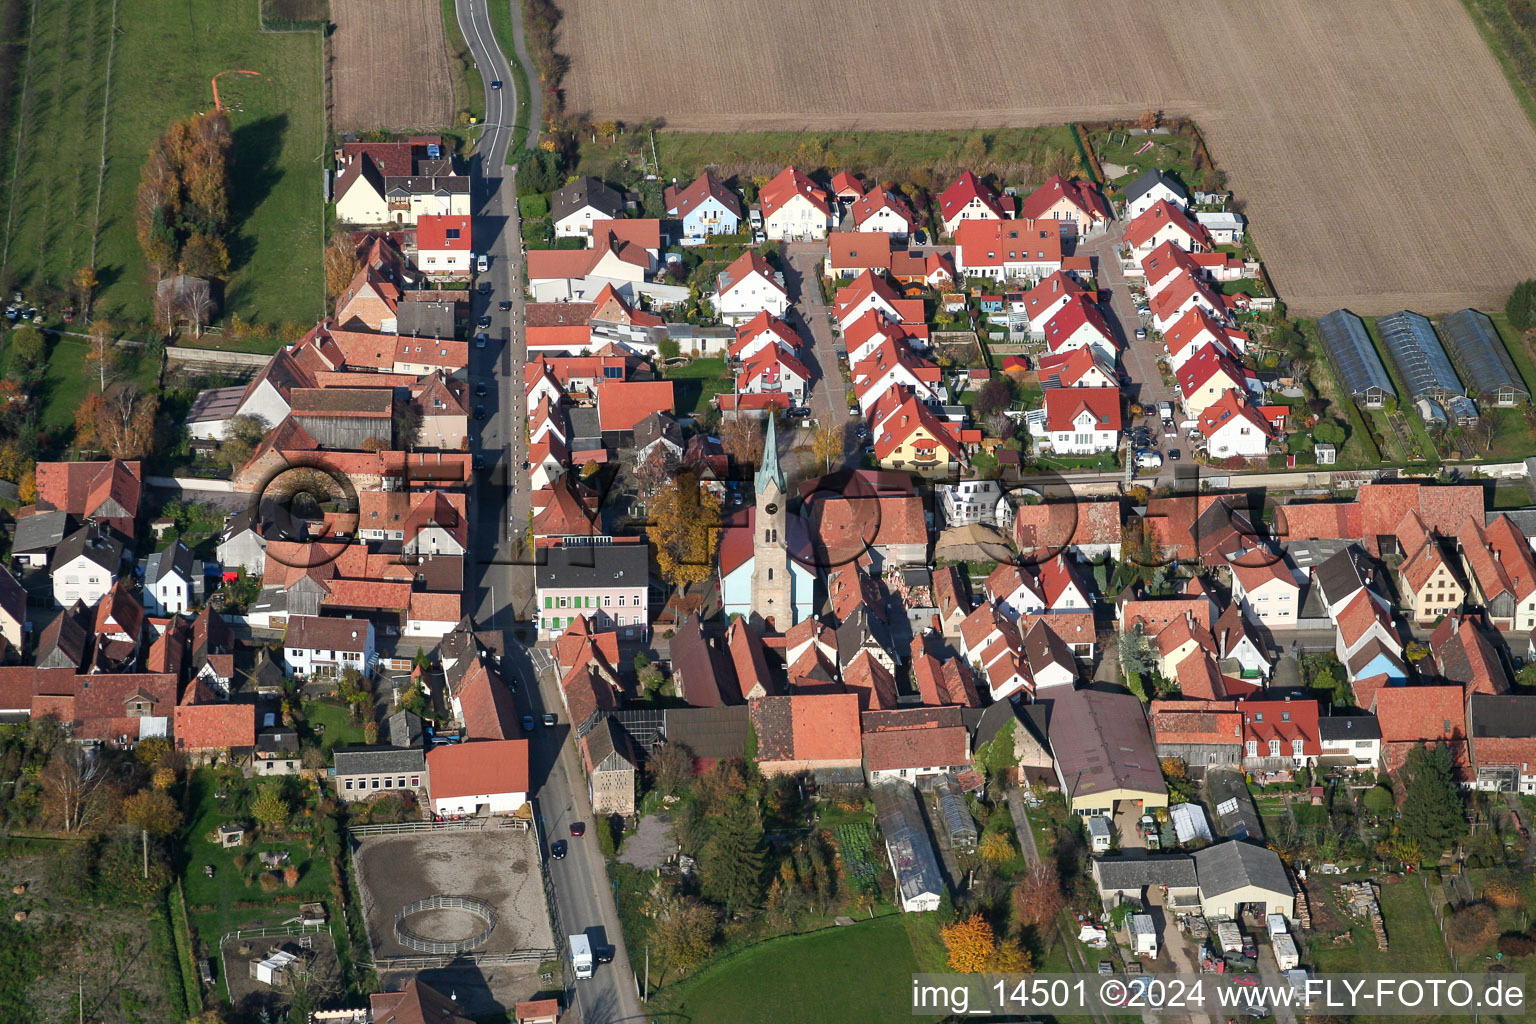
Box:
[716,415,816,630]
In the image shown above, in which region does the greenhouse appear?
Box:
[1376,310,1477,425]
[1317,309,1395,408]
[872,782,945,913]
[1438,308,1530,407]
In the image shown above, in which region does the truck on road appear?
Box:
[570,934,594,980]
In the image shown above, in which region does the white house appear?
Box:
[415,214,473,276]
[985,563,1046,619]
[1196,210,1246,244]
[405,592,461,639]
[1197,391,1276,460]
[1150,272,1225,333]
[953,219,1062,283]
[1122,168,1190,220]
[525,360,565,415]
[1020,272,1087,334]
[844,309,912,365]
[730,311,800,362]
[1317,716,1381,770]
[835,270,903,329]
[664,172,742,242]
[1123,200,1214,259]
[1230,554,1302,629]
[940,479,1011,528]
[1041,296,1116,360]
[760,166,831,241]
[1036,346,1118,390]
[1165,306,1246,373]
[51,523,123,610]
[714,250,788,325]
[552,177,624,239]
[939,170,1007,236]
[849,188,915,240]
[143,541,195,617]
[1035,387,1121,454]
[426,740,529,816]
[852,341,941,414]
[736,346,811,404]
[1023,620,1079,691]
[283,615,376,678]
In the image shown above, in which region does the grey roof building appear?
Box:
[1376,310,1477,425]
[1192,840,1295,917]
[1317,714,1381,744]
[567,406,603,451]
[145,540,194,587]
[395,300,459,339]
[1047,687,1168,813]
[12,509,71,562]
[1123,168,1188,209]
[332,746,427,800]
[536,543,650,590]
[1092,855,1199,893]
[388,710,425,748]
[1317,310,1395,408]
[872,782,946,912]
[659,704,750,759]
[1439,309,1530,407]
[552,177,623,227]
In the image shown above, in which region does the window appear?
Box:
[1281,711,1291,722]
[345,779,354,790]
[559,597,568,609]
[1268,739,1281,757]
[410,776,419,787]
[768,568,774,580]
[604,595,612,606]
[1246,741,1257,757]
[371,778,381,789]
[398,777,406,788]
[1291,739,1304,757]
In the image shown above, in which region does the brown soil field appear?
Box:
[559,0,1536,315]
[331,0,452,131]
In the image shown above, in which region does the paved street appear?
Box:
[1083,225,1174,414]
[784,243,857,462]
[454,3,643,1022]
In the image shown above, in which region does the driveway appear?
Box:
[1082,227,1174,413]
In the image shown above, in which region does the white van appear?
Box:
[1135,449,1164,471]
[476,253,490,273]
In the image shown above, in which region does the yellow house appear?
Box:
[872,392,963,475]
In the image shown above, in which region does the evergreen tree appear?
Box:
[1507,279,1536,334]
[699,799,766,916]
[1397,743,1467,858]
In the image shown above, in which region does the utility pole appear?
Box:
[141,828,148,879]
[644,944,649,1001]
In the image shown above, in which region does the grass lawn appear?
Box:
[1,0,324,327]
[1087,127,1201,190]
[1310,877,1453,976]
[664,356,732,416]
[572,127,1078,193]
[37,336,159,435]
[180,770,336,948]
[301,698,370,753]
[1296,317,1383,468]
[653,914,946,1024]
[438,0,485,141]
[1460,0,1536,131]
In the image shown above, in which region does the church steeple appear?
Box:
[755,412,785,496]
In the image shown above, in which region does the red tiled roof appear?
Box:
[1042,386,1120,433]
[1176,342,1246,400]
[842,650,897,711]
[860,714,970,771]
[826,231,892,273]
[458,658,519,739]
[1012,499,1122,554]
[954,218,1062,269]
[1150,700,1242,746]
[1242,698,1321,754]
[174,702,256,751]
[1373,685,1466,744]
[1123,199,1215,250]
[416,214,472,251]
[597,380,675,432]
[408,591,462,623]
[939,170,1005,222]
[871,393,962,462]
[36,459,141,521]
[428,739,530,800]
[849,188,914,231]
[1197,390,1276,442]
[664,172,743,220]
[1336,590,1396,649]
[1140,240,1203,290]
[760,166,829,218]
[1041,295,1115,353]
[790,692,862,761]
[1020,175,1111,224]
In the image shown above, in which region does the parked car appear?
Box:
[1134,328,1147,339]
[570,821,586,837]
[1135,449,1164,470]
[1168,448,1181,461]
[499,300,512,311]
[542,713,557,727]
[474,404,486,420]
[472,454,485,470]
[476,382,488,396]
[478,281,492,295]
[521,714,536,731]
[475,333,488,348]
[476,254,490,273]
[478,314,492,327]
[550,839,567,859]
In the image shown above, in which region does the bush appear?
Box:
[596,814,619,857]
[1507,279,1536,334]
[1362,785,1395,817]
[1496,932,1536,958]
[519,193,549,219]
[258,872,283,893]
[1483,873,1523,908]
[1445,902,1497,952]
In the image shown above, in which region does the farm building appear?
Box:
[872,782,945,913]
[1316,310,1396,409]
[1438,309,1530,408]
[1375,310,1477,425]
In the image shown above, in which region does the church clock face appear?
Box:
[765,503,779,516]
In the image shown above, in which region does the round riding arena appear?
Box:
[393,894,497,954]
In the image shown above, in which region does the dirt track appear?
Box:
[331,0,452,131]
[559,0,1536,315]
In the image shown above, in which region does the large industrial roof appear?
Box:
[1317,310,1395,399]
[1439,309,1530,401]
[1376,310,1466,403]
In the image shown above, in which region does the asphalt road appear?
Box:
[454,3,643,1022]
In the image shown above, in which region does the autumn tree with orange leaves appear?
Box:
[136,110,233,293]
[1012,858,1066,929]
[942,913,1036,974]
[76,384,159,459]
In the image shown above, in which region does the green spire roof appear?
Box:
[755,414,784,495]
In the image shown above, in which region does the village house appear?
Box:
[552,176,624,239]
[333,746,426,803]
[750,692,864,780]
[953,218,1062,283]
[862,707,971,785]
[415,214,473,277]
[713,250,788,325]
[665,171,743,241]
[282,615,376,678]
[427,740,530,816]
[760,166,831,241]
[1122,168,1190,220]
[51,522,125,609]
[581,717,639,815]
[536,544,651,640]
[1124,200,1215,259]
[939,170,1007,236]
[1466,694,1536,794]
[1317,714,1382,771]
[143,540,197,616]
[1458,515,1536,632]
[848,188,916,239]
[1020,175,1112,236]
[1035,387,1121,455]
[35,459,142,539]
[1241,699,1321,777]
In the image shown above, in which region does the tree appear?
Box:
[1136,107,1162,131]
[647,471,722,587]
[1397,743,1467,858]
[123,788,182,838]
[184,284,215,337]
[988,938,1033,973]
[812,422,843,472]
[1312,420,1345,445]
[699,799,766,916]
[74,265,98,319]
[324,232,360,302]
[978,830,1015,862]
[1012,857,1065,928]
[1507,279,1536,334]
[39,744,113,832]
[719,414,763,468]
[78,384,158,458]
[252,783,291,833]
[84,320,119,393]
[180,233,229,279]
[217,414,268,473]
[636,445,681,502]
[974,377,1013,418]
[1118,624,1158,679]
[1445,902,1497,951]
[649,890,715,973]
[646,741,694,796]
[941,913,996,973]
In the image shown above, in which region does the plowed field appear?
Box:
[559,0,1536,315]
[331,0,452,131]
